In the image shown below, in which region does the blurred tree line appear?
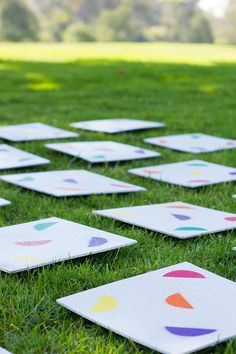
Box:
[0,0,235,44]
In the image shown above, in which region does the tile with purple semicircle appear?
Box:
[0,217,136,273]
[45,141,160,163]
[0,170,145,197]
[57,261,236,354]
[93,201,236,239]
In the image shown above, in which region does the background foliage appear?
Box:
[0,0,235,43]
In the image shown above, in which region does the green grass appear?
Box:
[0,42,236,354]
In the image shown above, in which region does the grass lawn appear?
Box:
[0,42,236,354]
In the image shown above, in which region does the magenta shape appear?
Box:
[166,326,216,337]
[225,216,236,221]
[163,270,205,278]
[172,214,191,221]
[64,178,78,184]
[88,237,108,247]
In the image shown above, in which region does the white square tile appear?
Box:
[0,170,145,197]
[57,262,236,354]
[0,123,78,142]
[0,144,50,170]
[0,217,136,273]
[71,119,164,134]
[129,160,236,188]
[145,133,236,153]
[94,201,236,239]
[46,141,160,163]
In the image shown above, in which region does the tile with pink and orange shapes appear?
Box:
[144,133,236,153]
[94,201,236,239]
[129,160,236,188]
[0,170,145,197]
[57,262,236,354]
[0,217,136,273]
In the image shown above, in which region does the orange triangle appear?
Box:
[166,293,193,309]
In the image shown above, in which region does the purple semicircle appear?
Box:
[165,326,216,337]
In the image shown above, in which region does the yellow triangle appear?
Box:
[90,295,118,313]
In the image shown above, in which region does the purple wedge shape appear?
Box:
[230,172,236,175]
[172,214,191,221]
[88,237,108,247]
[63,178,78,184]
[166,326,216,337]
[135,149,145,154]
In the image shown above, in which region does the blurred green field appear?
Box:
[0,42,236,354]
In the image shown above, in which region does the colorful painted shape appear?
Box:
[64,178,78,184]
[175,227,207,231]
[90,295,118,313]
[110,183,134,189]
[166,205,194,210]
[15,240,52,247]
[224,217,236,222]
[165,326,216,337]
[188,180,210,183]
[143,170,162,174]
[172,214,191,221]
[94,155,106,159]
[187,163,208,167]
[163,270,205,278]
[135,149,145,154]
[191,171,203,175]
[34,222,58,231]
[166,293,193,309]
[18,177,35,182]
[88,237,108,247]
